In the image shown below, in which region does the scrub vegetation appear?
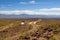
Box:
[0,18,60,40]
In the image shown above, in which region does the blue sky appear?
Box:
[0,0,60,10]
[0,0,60,15]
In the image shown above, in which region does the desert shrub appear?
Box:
[0,37,3,40]
[49,22,58,27]
[28,25,33,30]
[18,31,29,40]
[46,22,58,30]
[50,37,56,40]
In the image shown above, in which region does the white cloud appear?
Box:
[0,8,60,15]
[0,10,36,15]
[19,1,49,4]
[39,8,60,11]
[38,8,60,15]
[29,1,35,4]
[19,0,36,4]
[19,2,27,4]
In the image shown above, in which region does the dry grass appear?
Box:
[0,18,60,40]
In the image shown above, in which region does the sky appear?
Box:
[0,0,60,15]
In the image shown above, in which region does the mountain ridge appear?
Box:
[0,14,60,18]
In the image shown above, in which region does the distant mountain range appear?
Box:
[0,14,60,18]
